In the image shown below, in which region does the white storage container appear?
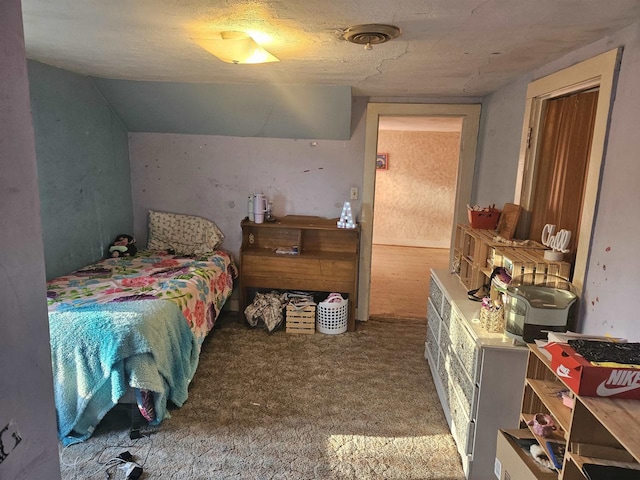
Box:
[316,293,348,334]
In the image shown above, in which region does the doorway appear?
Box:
[359,103,481,322]
[514,48,621,294]
[368,116,462,320]
[529,88,599,269]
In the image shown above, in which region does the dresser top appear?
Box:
[242,215,360,231]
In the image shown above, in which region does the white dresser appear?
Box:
[425,269,528,479]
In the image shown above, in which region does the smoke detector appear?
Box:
[342,24,401,50]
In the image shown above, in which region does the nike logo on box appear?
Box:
[556,364,572,378]
[596,370,640,397]
[596,383,640,396]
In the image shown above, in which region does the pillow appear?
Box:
[147,210,224,254]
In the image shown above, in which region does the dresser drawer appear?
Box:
[425,321,439,366]
[429,276,444,315]
[450,309,479,382]
[450,387,475,456]
[437,349,450,407]
[442,296,453,333]
[242,255,355,282]
[450,352,478,419]
[427,297,441,326]
[439,320,451,356]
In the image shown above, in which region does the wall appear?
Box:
[29,61,133,279]
[373,130,460,248]
[475,20,640,340]
[129,97,368,263]
[0,1,61,478]
[473,79,528,207]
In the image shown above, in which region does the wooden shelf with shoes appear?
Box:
[496,342,640,480]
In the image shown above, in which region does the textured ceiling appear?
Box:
[21,0,640,97]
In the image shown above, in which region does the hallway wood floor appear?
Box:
[369,244,451,321]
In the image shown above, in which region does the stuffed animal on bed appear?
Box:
[108,234,137,258]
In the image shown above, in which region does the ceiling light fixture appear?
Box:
[193,31,279,64]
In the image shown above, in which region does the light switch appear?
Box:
[350,187,358,200]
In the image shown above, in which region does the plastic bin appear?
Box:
[468,207,501,230]
[316,293,348,334]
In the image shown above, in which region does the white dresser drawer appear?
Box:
[429,276,444,315]
[426,319,439,366]
[427,297,441,325]
[438,349,451,407]
[442,296,453,332]
[450,309,479,382]
[450,387,475,456]
[450,352,478,419]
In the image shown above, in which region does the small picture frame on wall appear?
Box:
[376,153,388,170]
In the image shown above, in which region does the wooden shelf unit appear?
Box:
[515,344,640,479]
[453,223,565,293]
[453,224,490,291]
[239,215,360,331]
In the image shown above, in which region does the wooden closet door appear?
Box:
[529,89,599,268]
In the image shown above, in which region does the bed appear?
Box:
[46,211,236,445]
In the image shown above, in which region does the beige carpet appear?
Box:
[59,314,464,479]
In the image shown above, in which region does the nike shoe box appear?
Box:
[545,342,640,399]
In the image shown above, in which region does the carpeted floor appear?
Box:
[58,314,465,479]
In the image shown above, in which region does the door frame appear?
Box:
[514,48,622,294]
[358,103,481,321]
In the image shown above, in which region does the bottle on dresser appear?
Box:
[248,195,255,221]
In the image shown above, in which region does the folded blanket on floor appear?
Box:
[49,300,199,445]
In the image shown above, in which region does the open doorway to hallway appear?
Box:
[368,116,462,321]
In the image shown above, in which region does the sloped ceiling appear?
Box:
[90,78,353,139]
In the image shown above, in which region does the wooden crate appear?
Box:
[454,223,552,291]
[460,261,484,291]
[493,247,571,286]
[285,304,316,334]
[470,228,545,269]
[456,224,545,269]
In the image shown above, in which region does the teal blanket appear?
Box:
[49,300,199,445]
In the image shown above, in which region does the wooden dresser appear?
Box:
[426,268,529,479]
[239,215,360,331]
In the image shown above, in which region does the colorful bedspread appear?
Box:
[47,250,236,346]
[46,250,236,443]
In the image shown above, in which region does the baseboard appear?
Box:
[224,298,240,312]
